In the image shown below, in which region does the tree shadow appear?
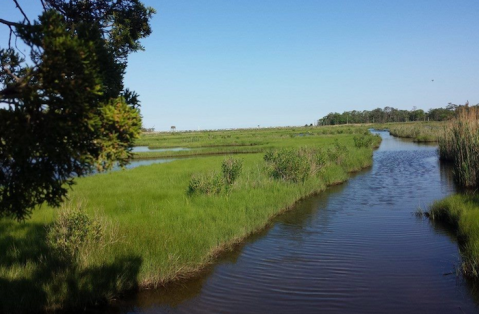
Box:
[0,221,50,267]
[0,219,142,314]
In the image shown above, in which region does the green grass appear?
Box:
[438,107,479,188]
[429,194,479,278]
[0,128,380,313]
[133,125,375,159]
[428,108,479,280]
[375,121,444,142]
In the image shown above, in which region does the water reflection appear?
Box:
[132,147,191,153]
[88,158,176,176]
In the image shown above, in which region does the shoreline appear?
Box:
[137,162,373,290]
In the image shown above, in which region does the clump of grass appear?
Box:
[353,135,374,148]
[187,157,244,195]
[438,106,479,188]
[46,201,103,262]
[264,147,327,183]
[221,157,243,186]
[327,140,349,165]
[429,194,479,277]
[264,148,311,182]
[187,172,224,195]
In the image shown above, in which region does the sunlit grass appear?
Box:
[379,122,444,142]
[133,125,374,159]
[429,194,479,277]
[439,107,479,187]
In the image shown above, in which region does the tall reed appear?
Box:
[438,106,479,187]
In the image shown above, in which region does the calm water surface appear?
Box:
[131,146,191,153]
[108,131,479,313]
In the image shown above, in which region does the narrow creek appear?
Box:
[107,131,479,313]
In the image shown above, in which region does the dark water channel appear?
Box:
[108,131,479,313]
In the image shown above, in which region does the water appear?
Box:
[88,158,177,175]
[132,146,191,153]
[107,131,479,313]
[114,158,176,170]
[100,146,192,172]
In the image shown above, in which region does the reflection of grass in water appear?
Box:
[429,194,479,278]
[0,128,380,312]
[415,207,426,218]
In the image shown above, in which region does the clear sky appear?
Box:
[2,1,479,131]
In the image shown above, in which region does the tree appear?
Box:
[0,1,155,220]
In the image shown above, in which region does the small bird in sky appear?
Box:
[431,79,434,82]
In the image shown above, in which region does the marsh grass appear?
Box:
[221,157,243,186]
[388,123,442,142]
[429,194,479,278]
[133,125,375,159]
[0,128,380,313]
[439,107,479,188]
[427,107,479,280]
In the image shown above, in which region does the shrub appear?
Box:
[222,157,243,185]
[46,203,102,261]
[353,135,373,148]
[327,140,348,165]
[264,148,323,183]
[314,150,327,170]
[187,172,224,195]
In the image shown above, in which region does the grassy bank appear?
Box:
[373,122,444,142]
[429,194,479,277]
[428,106,479,279]
[438,107,479,187]
[0,128,380,313]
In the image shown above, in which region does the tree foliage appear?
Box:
[0,1,155,220]
[317,103,473,126]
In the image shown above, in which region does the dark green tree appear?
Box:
[0,1,155,220]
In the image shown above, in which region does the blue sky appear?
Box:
[2,1,479,130]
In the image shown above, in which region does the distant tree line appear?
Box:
[317,103,476,126]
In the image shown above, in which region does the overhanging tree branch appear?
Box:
[0,1,154,220]
[12,0,31,24]
[0,18,22,28]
